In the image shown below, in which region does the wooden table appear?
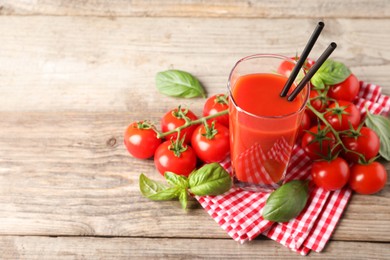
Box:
[1,1,389,259]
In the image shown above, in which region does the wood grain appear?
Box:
[0,0,389,18]
[1,236,390,259]
[0,17,389,114]
[0,112,388,241]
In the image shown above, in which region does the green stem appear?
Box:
[306,102,346,150]
[306,102,366,160]
[156,109,229,139]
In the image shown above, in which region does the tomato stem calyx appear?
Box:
[325,101,350,124]
[202,121,218,139]
[358,155,380,165]
[172,105,190,122]
[169,135,188,157]
[312,88,330,110]
[341,121,364,139]
[136,120,153,129]
[215,94,229,105]
[306,124,332,147]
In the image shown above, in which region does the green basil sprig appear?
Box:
[262,180,309,222]
[139,163,232,209]
[156,70,206,98]
[310,59,351,89]
[365,111,390,161]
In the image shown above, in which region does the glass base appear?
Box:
[233,177,282,193]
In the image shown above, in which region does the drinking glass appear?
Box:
[228,54,310,192]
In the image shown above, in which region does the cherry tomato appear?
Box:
[324,100,361,131]
[154,140,197,177]
[203,94,229,127]
[124,121,161,159]
[277,57,312,77]
[301,125,340,160]
[161,107,198,144]
[341,127,380,163]
[328,74,360,102]
[307,89,329,122]
[191,122,230,163]
[310,89,329,112]
[297,111,312,139]
[277,60,296,77]
[311,157,350,191]
[349,162,387,195]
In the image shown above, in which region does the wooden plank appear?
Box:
[334,191,390,241]
[1,236,390,259]
[0,0,389,18]
[0,111,389,241]
[0,17,389,114]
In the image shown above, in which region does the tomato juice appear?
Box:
[229,73,307,188]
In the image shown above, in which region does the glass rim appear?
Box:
[227,54,310,119]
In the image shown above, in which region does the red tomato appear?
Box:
[297,111,312,139]
[341,127,380,163]
[311,157,350,191]
[328,74,360,102]
[301,125,340,160]
[324,100,361,131]
[154,140,197,177]
[161,107,198,144]
[309,89,328,112]
[306,89,329,122]
[203,94,229,127]
[124,121,161,159]
[277,57,312,77]
[349,162,387,195]
[191,122,230,163]
[277,60,296,77]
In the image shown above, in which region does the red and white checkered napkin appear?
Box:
[196,81,390,255]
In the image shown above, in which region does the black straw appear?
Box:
[287,42,337,102]
[280,22,325,97]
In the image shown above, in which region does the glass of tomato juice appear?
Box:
[228,54,310,191]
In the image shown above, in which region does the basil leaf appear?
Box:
[365,111,390,161]
[139,173,168,195]
[178,189,188,209]
[165,171,189,189]
[262,180,309,222]
[310,59,351,89]
[139,174,179,200]
[310,74,326,90]
[156,70,206,98]
[147,187,181,201]
[188,163,232,196]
